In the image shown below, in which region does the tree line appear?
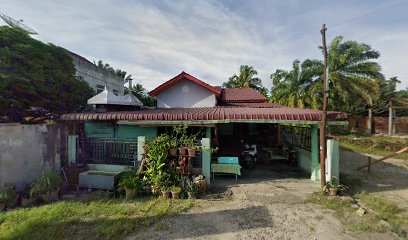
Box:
[223,36,408,116]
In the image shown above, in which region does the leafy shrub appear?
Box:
[30,170,62,197]
[0,193,7,203]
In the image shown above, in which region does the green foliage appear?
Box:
[324,176,347,191]
[118,170,143,191]
[270,59,322,109]
[270,36,384,115]
[180,175,197,196]
[30,170,62,197]
[0,26,95,122]
[0,197,193,240]
[0,193,7,203]
[223,65,268,96]
[125,84,157,107]
[171,186,181,193]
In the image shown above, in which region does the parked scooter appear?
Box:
[240,141,257,168]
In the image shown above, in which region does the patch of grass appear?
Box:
[358,192,408,238]
[305,192,389,234]
[337,134,408,160]
[0,197,193,240]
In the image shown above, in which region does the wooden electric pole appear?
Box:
[320,24,328,189]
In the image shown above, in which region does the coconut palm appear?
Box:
[223,65,268,96]
[324,36,383,113]
[270,59,322,108]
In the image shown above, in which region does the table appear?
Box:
[263,148,289,163]
[211,163,241,181]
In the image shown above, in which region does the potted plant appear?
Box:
[324,176,347,196]
[118,170,140,199]
[171,186,182,199]
[30,170,62,203]
[186,135,197,157]
[161,186,171,198]
[181,176,197,199]
[0,193,7,210]
[168,138,178,156]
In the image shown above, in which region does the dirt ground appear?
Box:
[129,152,407,240]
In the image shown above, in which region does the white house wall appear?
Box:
[157,80,216,108]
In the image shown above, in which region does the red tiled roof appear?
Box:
[149,72,221,97]
[60,107,347,122]
[221,102,282,108]
[221,88,268,102]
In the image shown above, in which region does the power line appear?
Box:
[331,0,408,28]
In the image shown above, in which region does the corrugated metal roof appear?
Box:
[60,106,347,122]
[221,88,268,102]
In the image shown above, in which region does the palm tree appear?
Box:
[223,65,268,96]
[270,59,322,108]
[324,36,383,113]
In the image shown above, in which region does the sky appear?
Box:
[1,0,408,91]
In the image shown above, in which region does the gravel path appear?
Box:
[128,155,407,240]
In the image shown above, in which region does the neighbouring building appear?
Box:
[67,50,124,96]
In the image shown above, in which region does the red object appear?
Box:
[178,157,190,175]
[149,71,221,97]
[61,106,347,122]
[220,88,268,103]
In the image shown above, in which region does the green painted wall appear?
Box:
[84,122,157,139]
[217,123,233,135]
[85,122,115,138]
[116,125,157,139]
[296,147,312,173]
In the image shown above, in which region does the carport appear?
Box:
[61,106,347,185]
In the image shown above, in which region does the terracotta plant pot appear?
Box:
[125,188,137,199]
[151,187,161,196]
[178,147,187,156]
[169,148,178,156]
[161,190,171,199]
[171,191,180,199]
[41,190,59,203]
[187,148,196,157]
[328,188,338,196]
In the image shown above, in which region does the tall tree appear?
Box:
[223,65,268,96]
[270,59,322,108]
[0,26,94,122]
[124,83,157,107]
[324,36,383,114]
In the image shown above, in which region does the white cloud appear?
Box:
[1,0,407,92]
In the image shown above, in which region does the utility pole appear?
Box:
[388,99,393,136]
[320,24,328,189]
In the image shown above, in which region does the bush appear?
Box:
[30,170,62,197]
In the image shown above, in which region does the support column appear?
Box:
[68,135,78,164]
[311,125,320,181]
[326,139,339,182]
[137,136,146,168]
[202,137,211,186]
